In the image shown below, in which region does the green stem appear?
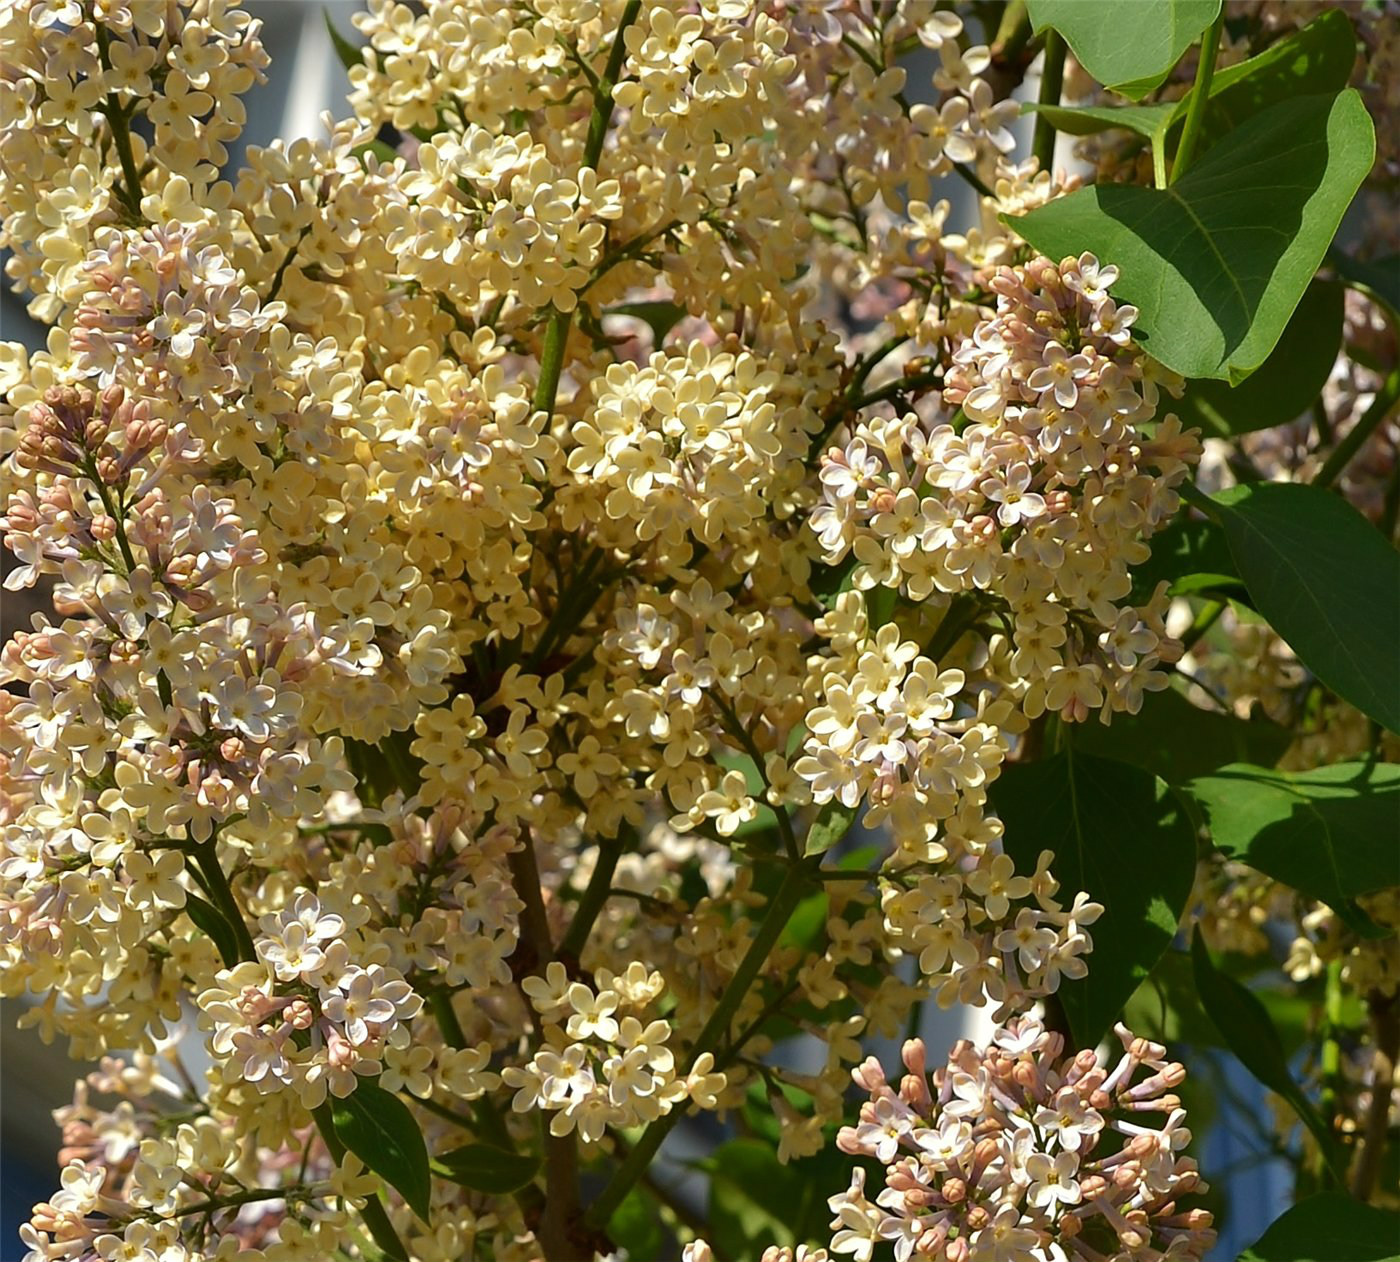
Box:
[186,846,407,1260]
[531,0,642,420]
[86,460,137,574]
[1171,12,1224,183]
[160,1185,309,1219]
[1312,396,1333,447]
[585,857,820,1228]
[992,0,1030,58]
[557,828,629,959]
[1318,958,1344,1175]
[952,162,995,199]
[1031,31,1066,174]
[266,224,314,302]
[526,545,606,669]
[848,367,944,411]
[1313,366,1400,490]
[414,1091,477,1131]
[93,27,145,218]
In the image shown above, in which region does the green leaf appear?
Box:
[1330,247,1400,326]
[1190,931,1345,1182]
[1188,762,1400,937]
[183,892,241,969]
[989,750,1197,1045]
[1203,480,1400,733]
[702,1138,850,1255]
[331,1081,432,1222]
[804,799,860,857]
[1026,0,1221,99]
[433,1143,540,1196]
[866,584,898,631]
[1238,1194,1400,1262]
[352,139,400,165]
[1130,516,1247,605]
[1202,10,1358,140]
[605,1186,669,1259]
[602,300,687,346]
[1022,13,1356,168]
[782,888,829,950]
[1175,280,1344,434]
[1007,90,1375,382]
[1070,686,1290,785]
[323,9,364,73]
[705,1138,803,1257]
[1125,948,1316,1054]
[1020,100,1181,141]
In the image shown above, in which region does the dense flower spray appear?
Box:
[1,0,1390,1259]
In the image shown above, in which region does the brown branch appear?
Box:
[1352,990,1399,1201]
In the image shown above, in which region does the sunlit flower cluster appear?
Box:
[829,1017,1215,1262]
[0,0,1256,1258]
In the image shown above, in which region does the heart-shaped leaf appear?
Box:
[1174,280,1344,434]
[990,750,1197,1046]
[1202,10,1358,138]
[1201,480,1400,733]
[1129,516,1247,605]
[1187,761,1400,936]
[1023,11,1356,173]
[1026,0,1221,99]
[1070,687,1290,786]
[1007,90,1374,382]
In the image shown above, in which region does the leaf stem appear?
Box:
[584,856,820,1228]
[160,1185,308,1219]
[992,0,1030,58]
[1031,30,1065,174]
[952,161,995,199]
[1170,11,1224,183]
[1313,365,1400,490]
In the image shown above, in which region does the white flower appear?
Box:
[1025,1149,1082,1210]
